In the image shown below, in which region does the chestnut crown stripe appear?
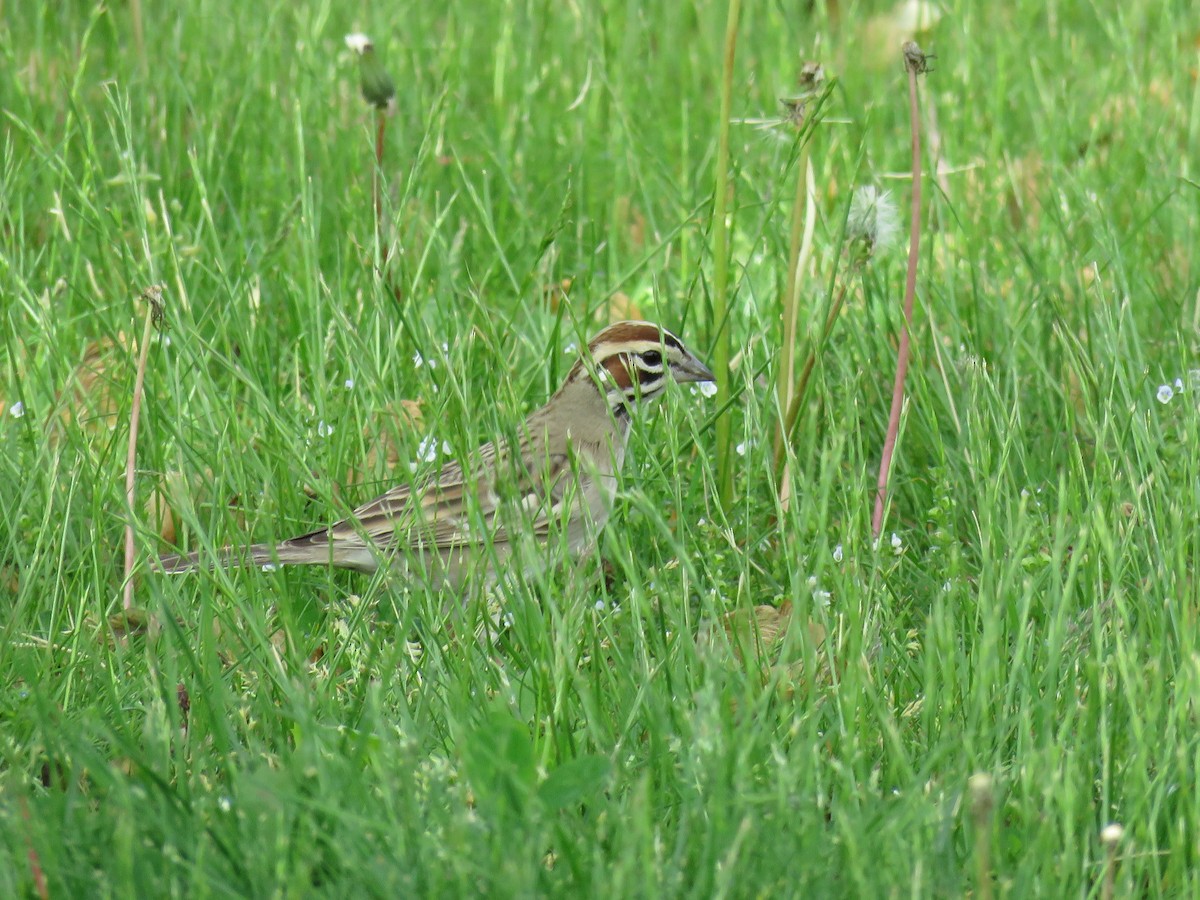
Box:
[565,321,683,389]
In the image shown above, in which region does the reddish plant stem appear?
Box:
[872,50,924,539]
[712,0,742,511]
[374,109,386,257]
[20,798,48,900]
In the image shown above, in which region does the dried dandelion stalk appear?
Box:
[872,41,930,539]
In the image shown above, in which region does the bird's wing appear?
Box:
[287,437,581,554]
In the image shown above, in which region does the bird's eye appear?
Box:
[642,350,663,367]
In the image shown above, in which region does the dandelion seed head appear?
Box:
[344,33,373,54]
[847,185,901,262]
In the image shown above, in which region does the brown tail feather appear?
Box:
[156,543,294,574]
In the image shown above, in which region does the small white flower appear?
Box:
[441,440,452,456]
[413,351,425,368]
[344,377,355,390]
[9,401,24,418]
[594,599,606,611]
[501,611,515,628]
[344,33,373,54]
[316,420,334,438]
[261,563,278,573]
[833,543,843,563]
[564,342,578,355]
[697,517,706,526]
[1175,377,1185,392]
[699,381,718,398]
[159,334,172,347]
[735,441,749,456]
[217,796,233,812]
[417,435,440,462]
[890,532,903,554]
[1156,384,1174,404]
[942,580,952,593]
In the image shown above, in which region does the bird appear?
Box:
[157,320,715,591]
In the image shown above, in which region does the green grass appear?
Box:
[3,0,1200,894]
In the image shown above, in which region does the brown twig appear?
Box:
[968,773,995,900]
[1100,823,1123,900]
[871,42,928,539]
[123,285,165,611]
[774,64,828,468]
[774,144,811,463]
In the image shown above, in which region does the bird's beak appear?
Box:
[674,352,717,385]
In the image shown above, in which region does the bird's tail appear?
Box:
[155,543,319,574]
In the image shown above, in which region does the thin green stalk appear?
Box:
[773,277,851,476]
[712,0,742,511]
